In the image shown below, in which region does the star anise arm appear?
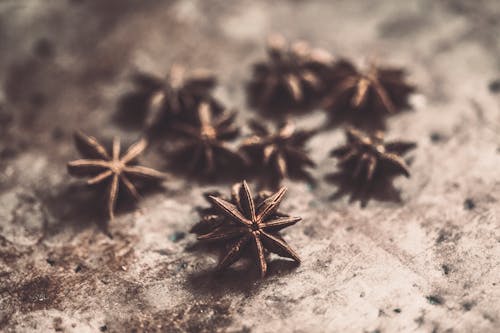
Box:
[299,69,321,89]
[187,145,203,171]
[353,153,370,179]
[239,180,256,221]
[330,145,351,157]
[213,143,249,165]
[263,145,277,165]
[322,77,358,109]
[279,121,295,138]
[256,186,287,221]
[260,76,279,105]
[284,73,303,101]
[120,139,147,164]
[352,78,370,108]
[346,127,367,143]
[204,146,215,174]
[174,123,200,138]
[366,155,377,181]
[74,131,111,160]
[274,152,288,179]
[208,196,252,226]
[284,147,316,167]
[108,174,119,220]
[372,80,396,114]
[123,166,168,180]
[67,159,111,176]
[261,216,301,230]
[213,111,237,129]
[197,225,247,241]
[120,174,141,200]
[217,235,251,270]
[240,136,263,149]
[248,120,270,136]
[87,170,113,185]
[380,152,411,177]
[260,231,300,263]
[385,141,417,155]
[112,137,121,161]
[251,235,268,278]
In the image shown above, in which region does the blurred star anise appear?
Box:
[198,180,301,278]
[131,64,221,129]
[322,60,415,117]
[249,33,333,110]
[191,182,286,235]
[172,102,247,175]
[330,127,416,183]
[67,132,167,220]
[240,120,316,182]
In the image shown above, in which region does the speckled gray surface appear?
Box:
[1,1,500,332]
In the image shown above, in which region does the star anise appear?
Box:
[67,132,167,220]
[240,120,316,182]
[330,127,416,183]
[191,182,286,235]
[197,180,301,278]
[131,64,221,129]
[248,33,333,110]
[172,102,247,175]
[322,59,415,117]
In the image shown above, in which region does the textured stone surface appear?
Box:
[1,0,500,332]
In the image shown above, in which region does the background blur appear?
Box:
[1,1,500,332]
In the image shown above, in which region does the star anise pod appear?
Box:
[67,132,167,220]
[330,127,416,183]
[240,120,316,181]
[172,102,247,175]
[248,33,333,110]
[191,182,286,235]
[322,59,415,117]
[131,64,221,129]
[197,180,301,278]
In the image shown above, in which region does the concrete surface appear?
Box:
[1,0,500,332]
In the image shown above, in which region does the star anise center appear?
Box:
[109,160,125,174]
[200,125,217,141]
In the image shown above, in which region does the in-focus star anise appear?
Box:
[67,132,167,220]
[240,120,316,182]
[191,182,286,235]
[322,59,415,118]
[172,102,247,175]
[248,33,333,110]
[330,127,416,183]
[131,64,221,129]
[198,180,301,278]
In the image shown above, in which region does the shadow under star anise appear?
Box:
[325,170,403,207]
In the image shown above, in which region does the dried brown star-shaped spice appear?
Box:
[198,180,301,278]
[191,182,287,235]
[322,59,415,117]
[67,131,167,220]
[172,102,247,175]
[240,120,316,182]
[330,127,416,183]
[248,33,333,110]
[131,64,220,129]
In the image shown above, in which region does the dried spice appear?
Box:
[197,180,301,278]
[248,33,333,111]
[240,120,316,182]
[171,102,247,175]
[191,183,286,235]
[67,131,167,220]
[322,59,415,119]
[330,127,416,184]
[131,64,221,130]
